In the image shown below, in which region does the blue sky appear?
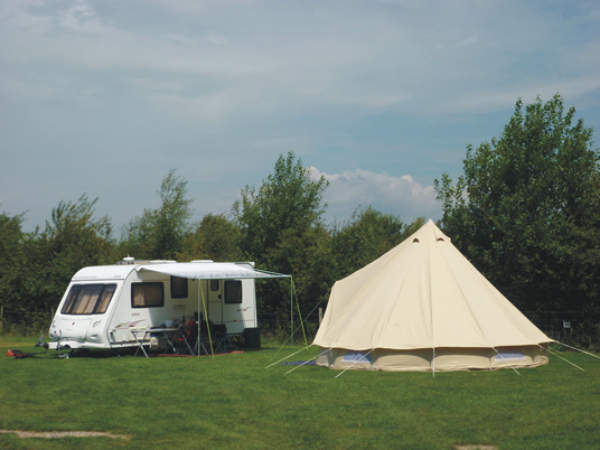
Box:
[1,0,599,233]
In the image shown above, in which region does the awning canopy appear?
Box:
[137,261,295,355]
[137,262,290,280]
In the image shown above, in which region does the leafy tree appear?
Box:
[38,195,115,312]
[233,152,330,333]
[0,212,27,331]
[122,170,192,259]
[178,213,242,262]
[435,95,600,342]
[331,207,424,279]
[268,223,335,336]
[12,195,116,331]
[234,152,328,263]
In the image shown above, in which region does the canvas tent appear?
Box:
[313,220,552,372]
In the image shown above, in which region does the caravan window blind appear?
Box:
[170,276,188,299]
[61,284,116,315]
[132,282,164,308]
[224,280,242,304]
[96,285,116,313]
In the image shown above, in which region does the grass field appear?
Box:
[0,336,599,449]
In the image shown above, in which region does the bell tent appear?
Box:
[313,220,552,372]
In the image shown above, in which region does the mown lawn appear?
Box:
[0,336,599,449]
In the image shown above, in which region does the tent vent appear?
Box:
[436,237,445,242]
[412,238,420,243]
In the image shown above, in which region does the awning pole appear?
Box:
[197,280,200,358]
[201,283,214,358]
[291,278,308,347]
[290,279,294,345]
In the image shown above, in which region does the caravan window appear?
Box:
[170,276,188,299]
[132,282,164,308]
[224,280,242,304]
[96,285,116,313]
[61,284,117,315]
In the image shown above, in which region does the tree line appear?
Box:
[0,154,422,335]
[1,95,599,345]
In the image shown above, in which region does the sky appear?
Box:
[1,0,599,235]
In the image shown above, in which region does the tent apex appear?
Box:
[407,219,450,244]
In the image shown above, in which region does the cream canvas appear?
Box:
[313,220,552,372]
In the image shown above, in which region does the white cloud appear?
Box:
[1,0,599,232]
[457,35,479,48]
[309,167,441,223]
[2,0,599,119]
[58,0,104,33]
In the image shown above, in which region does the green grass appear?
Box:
[0,337,599,449]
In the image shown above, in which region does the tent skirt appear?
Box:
[316,345,549,372]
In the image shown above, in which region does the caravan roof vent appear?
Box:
[190,259,214,263]
[149,260,176,264]
[121,256,135,264]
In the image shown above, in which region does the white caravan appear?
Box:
[48,258,288,352]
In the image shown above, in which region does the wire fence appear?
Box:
[258,307,600,350]
[523,311,599,348]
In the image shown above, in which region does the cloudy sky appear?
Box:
[1,0,599,233]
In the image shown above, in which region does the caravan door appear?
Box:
[206,279,245,334]
[207,280,223,324]
[222,279,245,334]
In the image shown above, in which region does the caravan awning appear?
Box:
[137,262,290,280]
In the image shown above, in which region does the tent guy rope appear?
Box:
[335,349,375,378]
[284,348,330,375]
[540,345,584,372]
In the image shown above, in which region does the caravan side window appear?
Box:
[170,276,188,299]
[224,280,242,304]
[132,282,164,308]
[61,284,116,315]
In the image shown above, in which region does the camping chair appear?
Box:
[212,324,231,353]
[191,318,211,355]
